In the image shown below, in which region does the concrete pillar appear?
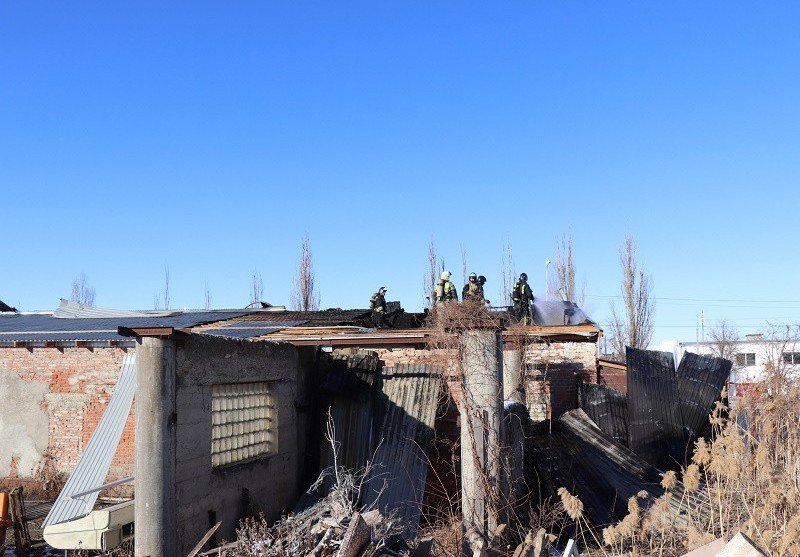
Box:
[460,329,503,538]
[135,337,177,557]
[501,347,527,515]
[502,348,525,404]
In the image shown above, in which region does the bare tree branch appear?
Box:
[291,235,320,311]
[70,273,96,306]
[609,236,654,358]
[163,265,170,310]
[709,319,739,361]
[204,282,212,310]
[548,234,585,305]
[423,237,442,309]
[461,244,468,289]
[250,270,263,306]
[501,239,515,308]
[154,266,171,310]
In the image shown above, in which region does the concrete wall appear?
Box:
[0,346,134,483]
[171,335,313,555]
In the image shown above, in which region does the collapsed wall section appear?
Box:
[373,336,598,423]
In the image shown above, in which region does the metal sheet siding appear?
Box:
[43,353,137,526]
[626,347,684,470]
[319,351,379,482]
[362,364,440,538]
[676,352,732,443]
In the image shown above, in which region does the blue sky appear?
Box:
[3,2,800,345]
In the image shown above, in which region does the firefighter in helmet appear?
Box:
[512,272,534,323]
[462,272,486,304]
[434,271,458,306]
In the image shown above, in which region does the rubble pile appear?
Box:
[213,472,407,557]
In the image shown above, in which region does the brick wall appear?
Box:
[0,346,134,484]
[523,340,598,421]
[597,362,627,393]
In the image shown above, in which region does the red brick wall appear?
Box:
[597,363,627,393]
[0,346,135,483]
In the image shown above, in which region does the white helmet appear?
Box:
[440,271,452,281]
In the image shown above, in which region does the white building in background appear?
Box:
[656,333,800,397]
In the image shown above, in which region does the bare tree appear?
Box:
[153,266,171,310]
[163,265,170,310]
[609,236,654,358]
[760,323,800,386]
[461,244,468,288]
[70,273,96,306]
[204,282,212,310]
[423,237,443,309]
[709,319,740,361]
[548,234,586,305]
[500,239,515,308]
[250,270,264,306]
[291,235,320,311]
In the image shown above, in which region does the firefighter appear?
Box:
[512,272,534,323]
[434,271,458,306]
[370,286,388,328]
[462,272,485,303]
[478,275,490,305]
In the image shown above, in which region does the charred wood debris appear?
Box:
[182,346,733,557]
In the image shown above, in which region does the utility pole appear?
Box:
[700,310,705,350]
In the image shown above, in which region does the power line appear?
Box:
[586,294,800,304]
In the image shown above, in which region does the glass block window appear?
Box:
[211,382,274,468]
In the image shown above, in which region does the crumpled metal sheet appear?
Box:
[578,382,628,447]
[677,352,732,445]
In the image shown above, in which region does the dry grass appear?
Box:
[590,376,800,557]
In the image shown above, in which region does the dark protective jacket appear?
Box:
[462,281,484,301]
[370,292,386,312]
[512,280,533,304]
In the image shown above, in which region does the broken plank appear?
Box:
[187,521,221,557]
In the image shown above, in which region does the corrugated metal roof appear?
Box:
[0,332,134,343]
[53,299,180,318]
[0,311,250,342]
[362,364,440,538]
[43,352,137,526]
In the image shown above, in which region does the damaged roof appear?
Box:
[0,299,601,347]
